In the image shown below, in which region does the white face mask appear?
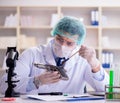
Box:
[53,40,74,58]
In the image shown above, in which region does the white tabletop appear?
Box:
[0,98,104,103]
[0,95,119,103]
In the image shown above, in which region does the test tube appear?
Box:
[109,70,114,99]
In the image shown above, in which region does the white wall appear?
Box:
[0,0,120,6]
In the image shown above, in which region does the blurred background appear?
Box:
[0,0,120,91]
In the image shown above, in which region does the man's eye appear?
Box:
[67,42,73,46]
[58,38,64,42]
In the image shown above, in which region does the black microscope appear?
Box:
[5,47,20,97]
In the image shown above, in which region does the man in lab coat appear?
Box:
[0,16,109,94]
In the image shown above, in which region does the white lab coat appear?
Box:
[0,40,109,94]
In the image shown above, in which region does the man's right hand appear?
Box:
[34,71,61,87]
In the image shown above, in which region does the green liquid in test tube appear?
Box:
[109,70,114,99]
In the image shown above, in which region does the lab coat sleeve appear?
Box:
[84,64,109,92]
[92,68,105,81]
[26,77,37,92]
[14,48,36,93]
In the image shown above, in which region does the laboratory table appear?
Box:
[0,95,120,103]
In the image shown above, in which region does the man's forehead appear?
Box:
[59,33,78,42]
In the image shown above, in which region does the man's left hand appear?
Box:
[79,45,100,73]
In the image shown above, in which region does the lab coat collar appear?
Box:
[43,40,56,65]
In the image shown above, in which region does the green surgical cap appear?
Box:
[51,16,86,45]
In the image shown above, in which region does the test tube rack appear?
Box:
[105,85,120,101]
